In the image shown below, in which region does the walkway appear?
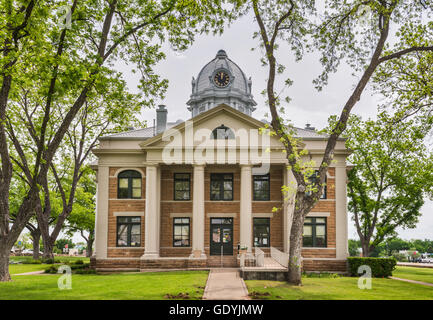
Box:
[397,262,433,269]
[390,276,433,287]
[202,268,250,300]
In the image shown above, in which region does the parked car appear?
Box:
[21,249,33,255]
[421,257,433,263]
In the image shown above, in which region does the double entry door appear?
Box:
[210,218,233,256]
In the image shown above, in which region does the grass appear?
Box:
[0,271,209,300]
[10,256,90,264]
[9,264,51,275]
[245,274,433,300]
[393,266,433,284]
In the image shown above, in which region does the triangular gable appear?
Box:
[140,104,276,148]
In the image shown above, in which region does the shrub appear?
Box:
[75,268,96,275]
[348,257,397,277]
[70,263,90,270]
[44,265,59,274]
[21,259,42,264]
[42,258,55,264]
[74,259,84,265]
[392,252,408,262]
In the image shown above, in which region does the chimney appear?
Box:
[156,105,167,134]
[304,123,315,131]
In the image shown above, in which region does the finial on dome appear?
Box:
[216,49,227,58]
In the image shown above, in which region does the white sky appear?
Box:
[74,13,433,243]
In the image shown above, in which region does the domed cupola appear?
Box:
[187,49,257,117]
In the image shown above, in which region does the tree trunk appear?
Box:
[0,243,11,282]
[287,212,305,285]
[86,237,94,257]
[361,242,370,257]
[31,231,41,260]
[42,237,54,260]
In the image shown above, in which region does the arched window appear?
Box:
[211,125,235,140]
[118,170,142,199]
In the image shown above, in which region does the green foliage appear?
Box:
[392,252,407,262]
[44,265,58,274]
[54,239,74,252]
[348,239,361,257]
[334,112,433,256]
[21,259,42,265]
[348,257,397,277]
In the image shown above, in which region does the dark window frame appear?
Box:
[253,218,270,247]
[117,170,142,199]
[253,174,270,201]
[307,170,327,199]
[173,217,191,247]
[302,217,327,248]
[173,173,191,201]
[211,125,235,140]
[210,173,233,201]
[116,216,141,247]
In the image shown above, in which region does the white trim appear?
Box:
[109,198,145,201]
[302,247,336,250]
[108,247,145,249]
[252,212,274,218]
[306,212,330,217]
[207,212,237,218]
[113,212,144,216]
[113,167,145,177]
[170,212,192,218]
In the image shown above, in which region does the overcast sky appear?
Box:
[109,13,433,242]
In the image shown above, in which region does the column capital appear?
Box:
[193,163,206,169]
[143,162,159,167]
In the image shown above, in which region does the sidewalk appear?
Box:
[203,268,250,300]
[390,276,433,287]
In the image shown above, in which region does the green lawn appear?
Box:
[393,266,433,284]
[1,271,208,300]
[10,256,90,263]
[9,264,50,275]
[245,275,433,300]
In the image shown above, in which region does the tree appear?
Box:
[55,238,74,253]
[0,0,232,281]
[237,0,433,284]
[348,239,361,257]
[343,113,433,257]
[65,168,96,257]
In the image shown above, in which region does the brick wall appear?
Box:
[104,165,338,262]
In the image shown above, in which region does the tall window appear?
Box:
[253,218,270,247]
[307,170,327,199]
[117,217,141,247]
[118,170,142,199]
[210,173,233,201]
[211,125,235,139]
[174,173,191,200]
[173,218,190,247]
[253,174,270,201]
[303,217,327,247]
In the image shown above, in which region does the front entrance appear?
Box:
[210,218,233,256]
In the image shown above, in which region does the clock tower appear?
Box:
[187,49,257,117]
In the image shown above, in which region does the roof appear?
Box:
[100,120,328,141]
[194,49,248,94]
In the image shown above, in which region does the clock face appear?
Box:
[213,71,230,87]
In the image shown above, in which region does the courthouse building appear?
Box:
[91,50,349,272]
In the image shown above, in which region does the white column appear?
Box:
[142,164,160,259]
[335,165,349,259]
[240,165,252,253]
[283,165,297,253]
[94,166,109,259]
[190,164,206,258]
